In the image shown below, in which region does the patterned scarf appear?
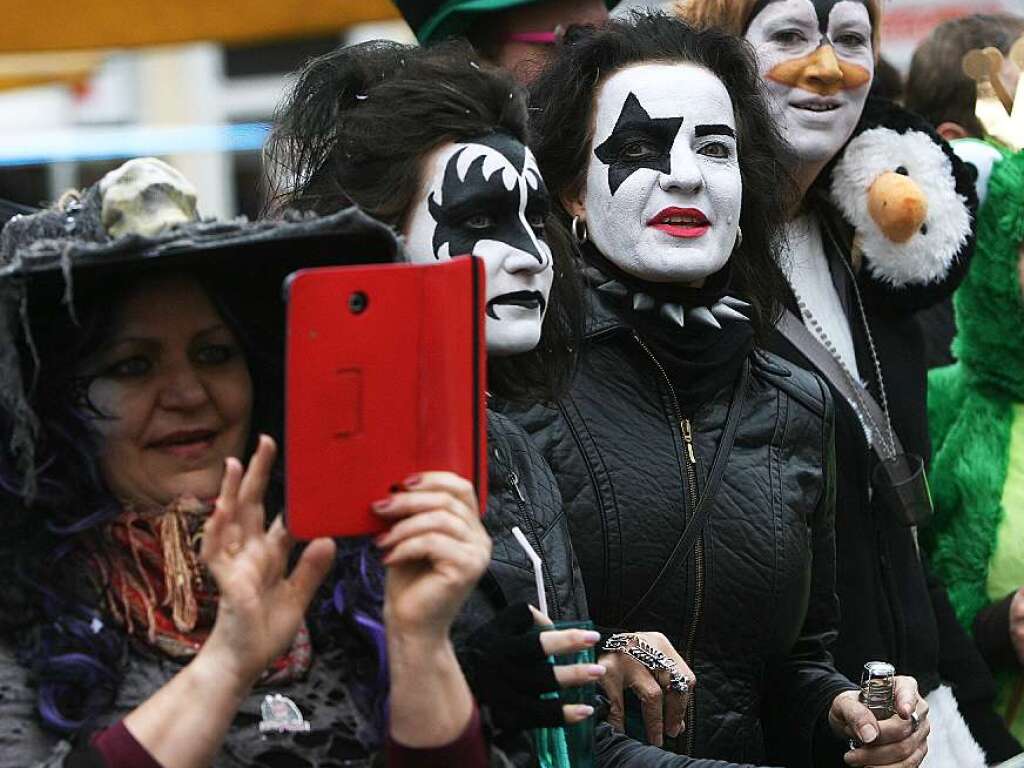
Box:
[80,495,311,684]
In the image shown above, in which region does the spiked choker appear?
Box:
[578,243,751,331]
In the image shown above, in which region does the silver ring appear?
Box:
[910,710,920,733]
[668,670,689,694]
[604,633,677,674]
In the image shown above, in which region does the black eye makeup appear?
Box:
[831,29,868,47]
[698,142,732,159]
[694,124,736,160]
[427,144,548,263]
[594,92,684,195]
[462,212,496,231]
[771,28,810,45]
[751,0,871,41]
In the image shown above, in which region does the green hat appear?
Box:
[395,0,620,46]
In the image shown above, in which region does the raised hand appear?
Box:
[122,435,337,768]
[374,471,491,749]
[199,435,337,689]
[373,471,492,640]
[829,675,930,768]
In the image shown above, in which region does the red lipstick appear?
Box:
[647,207,710,238]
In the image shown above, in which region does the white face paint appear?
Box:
[746,0,874,165]
[404,135,554,356]
[582,63,742,284]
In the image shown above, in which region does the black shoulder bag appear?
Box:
[777,309,932,530]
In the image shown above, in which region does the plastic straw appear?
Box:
[511,526,548,618]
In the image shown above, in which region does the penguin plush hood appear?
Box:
[827,97,978,291]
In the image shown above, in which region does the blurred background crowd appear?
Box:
[0,0,1016,223]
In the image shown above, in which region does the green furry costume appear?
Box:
[928,148,1024,740]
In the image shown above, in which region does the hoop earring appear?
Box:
[733,225,743,252]
[571,215,589,244]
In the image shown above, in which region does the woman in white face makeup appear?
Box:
[516,11,938,768]
[270,39,706,767]
[681,4,1010,767]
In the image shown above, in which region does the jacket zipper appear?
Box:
[509,470,560,621]
[633,333,703,754]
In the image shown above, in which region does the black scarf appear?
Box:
[581,243,754,412]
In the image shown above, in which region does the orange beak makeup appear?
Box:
[767,39,872,95]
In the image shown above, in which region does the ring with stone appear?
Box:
[668,670,690,695]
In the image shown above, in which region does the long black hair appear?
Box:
[266,39,581,401]
[528,11,795,337]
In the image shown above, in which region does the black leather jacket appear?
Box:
[464,411,790,768]
[506,292,856,765]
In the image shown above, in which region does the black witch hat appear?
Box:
[0,166,401,498]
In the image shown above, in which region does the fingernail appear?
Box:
[587,664,607,678]
[858,724,878,743]
[571,705,595,719]
[372,498,394,512]
[581,630,601,644]
[404,474,423,487]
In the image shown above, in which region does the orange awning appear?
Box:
[0,51,105,91]
[3,1,401,53]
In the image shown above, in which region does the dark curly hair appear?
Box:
[266,39,581,401]
[527,11,795,336]
[0,202,404,744]
[0,264,286,734]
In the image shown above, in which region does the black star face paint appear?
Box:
[594,92,685,196]
[746,0,874,165]
[582,63,742,286]
[404,133,554,356]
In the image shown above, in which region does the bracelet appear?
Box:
[603,633,690,694]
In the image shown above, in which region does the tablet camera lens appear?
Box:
[349,291,369,314]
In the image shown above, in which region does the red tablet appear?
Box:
[285,257,487,539]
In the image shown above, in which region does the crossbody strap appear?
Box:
[777,309,906,461]
[619,359,750,626]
